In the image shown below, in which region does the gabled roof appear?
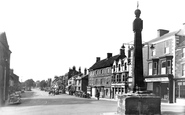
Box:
[81,74,88,79]
[146,29,184,44]
[89,55,121,70]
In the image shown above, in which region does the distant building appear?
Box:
[9,69,20,93]
[0,32,11,106]
[65,66,80,94]
[88,47,126,99]
[81,68,88,93]
[111,44,129,99]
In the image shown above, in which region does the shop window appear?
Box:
[148,63,152,75]
[182,64,185,76]
[161,61,166,74]
[167,60,171,74]
[153,62,158,75]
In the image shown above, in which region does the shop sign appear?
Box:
[145,77,169,82]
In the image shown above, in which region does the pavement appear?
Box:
[92,96,185,106]
[92,97,185,115]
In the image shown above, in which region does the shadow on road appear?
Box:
[7,96,99,107]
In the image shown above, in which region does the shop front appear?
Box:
[111,84,125,99]
[175,78,185,103]
[145,74,174,103]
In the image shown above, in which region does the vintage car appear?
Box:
[9,93,21,104]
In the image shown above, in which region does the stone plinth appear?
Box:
[117,93,161,115]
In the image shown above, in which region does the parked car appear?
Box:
[9,93,21,104]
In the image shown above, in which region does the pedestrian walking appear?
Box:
[96,91,100,100]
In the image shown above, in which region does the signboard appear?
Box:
[145,77,169,82]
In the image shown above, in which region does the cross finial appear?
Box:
[137,1,139,9]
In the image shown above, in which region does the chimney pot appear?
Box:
[96,57,100,62]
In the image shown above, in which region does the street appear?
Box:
[0,88,117,115]
[0,88,185,115]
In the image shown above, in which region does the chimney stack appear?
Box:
[84,68,87,75]
[96,57,100,62]
[107,53,112,58]
[120,44,125,57]
[73,66,76,70]
[157,29,169,37]
[79,67,81,73]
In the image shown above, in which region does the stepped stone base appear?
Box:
[117,92,161,115]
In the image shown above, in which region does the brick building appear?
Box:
[0,32,11,106]
[175,34,185,101]
[143,28,185,103]
[88,46,126,99]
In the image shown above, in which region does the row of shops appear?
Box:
[87,75,185,103]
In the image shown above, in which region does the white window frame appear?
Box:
[167,60,171,74]
[153,62,157,75]
[148,62,152,75]
[161,60,166,74]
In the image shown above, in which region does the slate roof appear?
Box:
[89,54,121,70]
[146,29,184,44]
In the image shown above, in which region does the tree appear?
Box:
[40,80,47,89]
[25,79,35,88]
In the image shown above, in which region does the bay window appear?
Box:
[167,60,171,74]
[148,62,152,75]
[161,60,166,74]
[153,62,158,75]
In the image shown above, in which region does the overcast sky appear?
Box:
[0,0,184,82]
